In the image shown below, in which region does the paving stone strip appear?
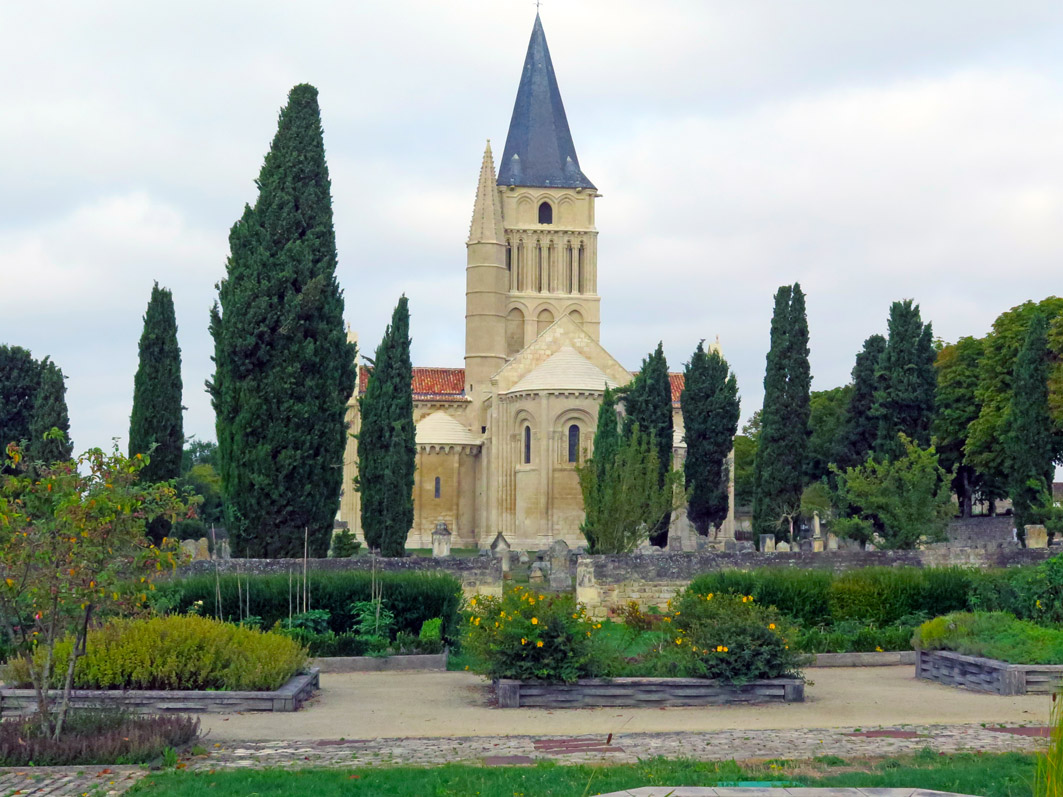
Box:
[186,723,1047,770]
[0,765,143,797]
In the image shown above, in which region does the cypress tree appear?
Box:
[752,283,811,537]
[581,386,620,551]
[836,334,887,470]
[129,283,183,483]
[1005,313,1053,541]
[358,296,415,557]
[623,342,674,546]
[0,345,43,454]
[209,84,357,557]
[681,342,740,536]
[872,299,937,460]
[28,358,73,464]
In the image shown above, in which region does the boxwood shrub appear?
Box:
[154,570,463,643]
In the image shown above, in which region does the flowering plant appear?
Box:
[462,586,599,683]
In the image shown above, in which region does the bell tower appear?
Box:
[495,14,601,353]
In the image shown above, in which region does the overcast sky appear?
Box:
[3,1,1063,455]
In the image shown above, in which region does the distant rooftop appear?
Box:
[496,14,595,190]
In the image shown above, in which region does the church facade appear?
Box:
[338,15,733,551]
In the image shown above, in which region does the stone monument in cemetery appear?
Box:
[432,521,452,558]
[335,14,733,554]
[1025,524,1049,549]
[549,539,572,590]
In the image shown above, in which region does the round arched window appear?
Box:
[568,424,580,463]
[524,425,532,464]
[538,202,553,224]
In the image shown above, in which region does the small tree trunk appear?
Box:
[53,606,91,740]
[959,468,973,519]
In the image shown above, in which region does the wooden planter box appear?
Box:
[496,676,804,708]
[916,649,1063,695]
[0,668,319,716]
[313,650,448,673]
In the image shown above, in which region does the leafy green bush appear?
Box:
[0,709,199,767]
[154,570,462,642]
[915,612,1063,665]
[282,609,332,634]
[688,566,973,628]
[669,592,805,682]
[795,622,915,654]
[968,555,1063,624]
[2,615,307,691]
[462,587,599,683]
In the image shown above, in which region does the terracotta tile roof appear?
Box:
[628,371,684,407]
[358,366,467,401]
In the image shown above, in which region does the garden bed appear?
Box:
[495,676,804,708]
[915,649,1063,695]
[0,668,319,715]
[812,651,915,667]
[313,651,448,673]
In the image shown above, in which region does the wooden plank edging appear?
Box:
[496,676,804,708]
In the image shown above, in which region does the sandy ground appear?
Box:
[196,666,1054,742]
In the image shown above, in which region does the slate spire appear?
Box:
[497,14,595,190]
[469,140,505,244]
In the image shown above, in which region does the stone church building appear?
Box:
[338,15,733,551]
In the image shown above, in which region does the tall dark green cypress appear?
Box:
[872,300,937,460]
[1005,313,1053,540]
[28,358,73,464]
[581,386,620,552]
[836,334,887,470]
[209,84,357,558]
[0,345,43,454]
[681,342,740,536]
[358,296,415,557]
[752,283,811,537]
[623,342,674,546]
[129,283,183,483]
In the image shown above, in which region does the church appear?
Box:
[338,15,733,551]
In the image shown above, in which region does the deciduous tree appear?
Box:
[933,336,985,517]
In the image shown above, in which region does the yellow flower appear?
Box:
[1037,600,1043,609]
[716,645,723,652]
[4,578,13,588]
[586,631,592,637]
[572,613,579,619]
[723,646,728,652]
[473,616,480,625]
[675,638,682,645]
[876,646,883,652]
[531,617,538,625]
[768,623,776,630]
[662,617,671,623]
[707,593,713,600]
[521,638,527,645]
[536,640,544,648]
[538,594,544,600]
[470,597,477,606]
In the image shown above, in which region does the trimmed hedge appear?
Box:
[915,612,1063,665]
[155,571,463,643]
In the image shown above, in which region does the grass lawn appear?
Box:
[128,751,1037,796]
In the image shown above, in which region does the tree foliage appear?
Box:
[129,283,184,485]
[209,83,356,557]
[933,336,986,517]
[732,434,756,510]
[578,424,684,554]
[872,300,937,460]
[622,342,674,546]
[832,435,952,550]
[357,296,415,557]
[836,334,886,470]
[0,345,43,455]
[1005,313,1054,540]
[27,358,73,465]
[0,442,187,739]
[681,342,740,536]
[967,298,1063,502]
[807,385,851,484]
[752,283,811,536]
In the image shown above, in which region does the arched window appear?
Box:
[506,308,525,356]
[434,477,441,499]
[523,425,532,464]
[568,424,580,463]
[538,201,553,224]
[537,308,554,336]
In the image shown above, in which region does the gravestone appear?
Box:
[490,532,510,555]
[799,538,813,553]
[518,550,530,565]
[180,538,198,561]
[529,561,548,583]
[549,540,571,590]
[432,521,452,558]
[775,541,791,552]
[812,536,824,553]
[214,539,231,560]
[759,534,776,553]
[1025,524,1049,549]
[827,533,839,551]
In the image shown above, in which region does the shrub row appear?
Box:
[153,570,463,642]
[3,615,307,691]
[915,612,1063,665]
[0,710,199,767]
[688,556,1063,628]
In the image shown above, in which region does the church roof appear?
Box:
[415,411,481,446]
[468,141,505,244]
[508,346,620,394]
[496,15,595,190]
[358,366,467,402]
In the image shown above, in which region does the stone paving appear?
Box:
[0,723,1047,795]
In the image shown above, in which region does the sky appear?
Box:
[3,0,1063,455]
